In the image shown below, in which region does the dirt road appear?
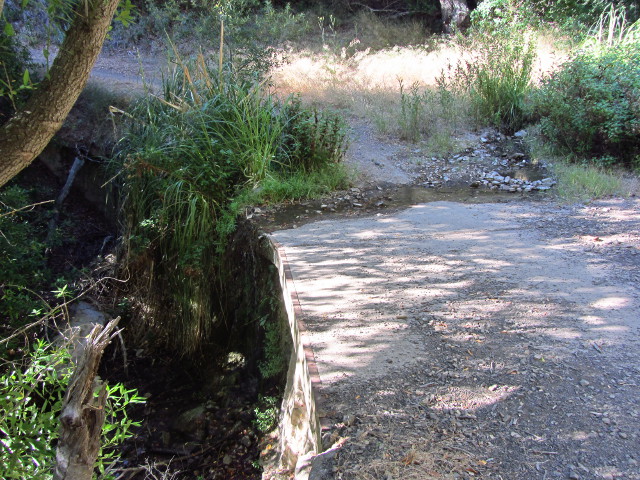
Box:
[272,195,640,480]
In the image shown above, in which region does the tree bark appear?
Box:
[0,0,121,188]
[54,318,121,480]
[440,0,470,33]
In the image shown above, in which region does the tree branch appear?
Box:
[0,0,121,187]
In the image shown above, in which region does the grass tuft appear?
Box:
[551,162,633,202]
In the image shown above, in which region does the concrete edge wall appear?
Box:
[262,236,325,473]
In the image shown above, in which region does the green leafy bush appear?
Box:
[471,0,639,29]
[114,61,347,357]
[529,26,640,166]
[0,186,48,329]
[0,340,144,479]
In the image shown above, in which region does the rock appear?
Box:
[579,379,590,387]
[172,405,207,441]
[241,435,252,447]
[223,455,232,465]
[309,447,340,480]
[514,129,528,138]
[343,414,357,427]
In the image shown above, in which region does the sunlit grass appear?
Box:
[250,163,352,203]
[271,30,570,154]
[551,162,638,202]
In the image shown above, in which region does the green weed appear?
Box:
[552,162,627,201]
[253,395,279,433]
[528,7,640,166]
[0,340,144,479]
[450,30,536,134]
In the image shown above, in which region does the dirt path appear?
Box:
[269,106,640,480]
[272,197,640,480]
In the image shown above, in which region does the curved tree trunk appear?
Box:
[0,0,121,188]
[440,0,470,33]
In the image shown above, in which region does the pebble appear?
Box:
[343,414,356,427]
[480,171,556,193]
[579,379,590,387]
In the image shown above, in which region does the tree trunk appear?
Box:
[0,0,121,188]
[54,318,121,480]
[440,0,470,33]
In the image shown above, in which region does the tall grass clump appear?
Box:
[528,6,640,167]
[449,29,536,134]
[367,77,469,154]
[113,58,347,359]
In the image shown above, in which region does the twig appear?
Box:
[0,199,55,219]
[113,443,218,480]
[1,276,121,345]
[47,155,85,246]
[444,445,476,457]
[532,450,559,455]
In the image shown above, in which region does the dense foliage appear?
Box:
[528,11,640,166]
[0,341,144,480]
[114,62,347,357]
[0,186,49,342]
[472,0,639,28]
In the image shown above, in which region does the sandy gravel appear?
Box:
[272,197,640,480]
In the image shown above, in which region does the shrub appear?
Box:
[528,14,640,166]
[471,0,639,30]
[449,30,536,134]
[114,61,348,358]
[278,95,348,172]
[0,340,144,479]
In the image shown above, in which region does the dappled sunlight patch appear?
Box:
[430,384,520,412]
[544,327,583,341]
[591,296,631,311]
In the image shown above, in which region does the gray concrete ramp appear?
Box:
[271,200,640,479]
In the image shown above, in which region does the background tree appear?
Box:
[0,0,122,187]
[440,0,470,32]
